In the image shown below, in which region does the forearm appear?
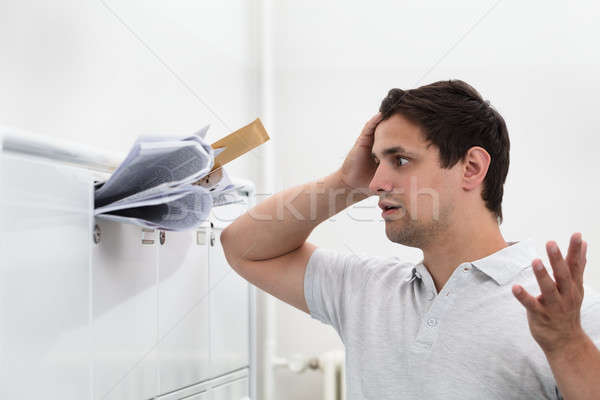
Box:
[545,332,600,400]
[221,169,367,261]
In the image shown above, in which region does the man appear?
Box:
[220,80,600,399]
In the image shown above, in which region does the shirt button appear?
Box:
[426,318,438,328]
[462,266,470,272]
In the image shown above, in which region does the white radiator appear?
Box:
[273,350,346,400]
[318,350,346,400]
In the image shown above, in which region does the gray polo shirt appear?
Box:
[304,239,600,399]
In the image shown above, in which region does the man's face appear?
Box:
[369,113,461,248]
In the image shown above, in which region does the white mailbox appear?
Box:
[0,131,256,400]
[157,228,211,394]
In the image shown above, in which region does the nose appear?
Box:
[368,163,394,194]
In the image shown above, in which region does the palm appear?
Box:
[340,113,382,192]
[513,233,588,354]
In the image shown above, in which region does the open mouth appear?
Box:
[381,205,402,217]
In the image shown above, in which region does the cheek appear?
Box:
[384,169,412,193]
[439,167,463,197]
[392,167,456,201]
[409,171,442,196]
[405,170,452,210]
[396,175,413,192]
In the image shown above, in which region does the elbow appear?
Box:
[220,226,240,266]
[220,225,233,254]
[220,225,229,245]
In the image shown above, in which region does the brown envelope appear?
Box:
[210,118,270,172]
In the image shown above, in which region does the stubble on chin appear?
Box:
[385,205,452,248]
[385,218,428,248]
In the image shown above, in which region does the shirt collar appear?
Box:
[470,239,537,285]
[408,239,537,286]
[408,262,429,284]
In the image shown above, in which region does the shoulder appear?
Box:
[307,248,414,282]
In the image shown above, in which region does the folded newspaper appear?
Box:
[94,119,269,231]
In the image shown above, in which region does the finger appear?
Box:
[512,284,542,313]
[546,241,572,294]
[566,233,584,287]
[532,259,561,304]
[581,240,588,273]
[361,112,383,138]
[579,241,588,297]
[355,113,382,149]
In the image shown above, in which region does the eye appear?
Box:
[395,156,409,167]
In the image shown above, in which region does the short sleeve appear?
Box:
[303,247,374,336]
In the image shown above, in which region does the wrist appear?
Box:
[544,329,591,364]
[329,169,371,201]
[311,170,370,219]
[333,170,371,203]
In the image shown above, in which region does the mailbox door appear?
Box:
[158,227,210,394]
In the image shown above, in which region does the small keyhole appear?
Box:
[93,224,101,244]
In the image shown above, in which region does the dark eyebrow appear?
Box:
[371,146,418,159]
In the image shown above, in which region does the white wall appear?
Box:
[3,2,600,399]
[0,0,262,183]
[269,1,600,399]
[0,0,267,397]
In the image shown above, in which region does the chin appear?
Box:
[385,220,423,248]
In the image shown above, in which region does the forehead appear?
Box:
[372,113,429,156]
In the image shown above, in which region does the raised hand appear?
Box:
[512,233,588,355]
[339,112,383,193]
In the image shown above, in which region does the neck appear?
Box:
[421,213,507,293]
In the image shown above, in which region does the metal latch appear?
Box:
[141,228,155,245]
[196,229,207,246]
[93,224,101,244]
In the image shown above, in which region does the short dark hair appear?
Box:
[379,79,510,223]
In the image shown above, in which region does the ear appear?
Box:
[462,146,491,191]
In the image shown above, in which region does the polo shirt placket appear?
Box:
[411,262,474,353]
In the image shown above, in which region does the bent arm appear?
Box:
[220,169,367,312]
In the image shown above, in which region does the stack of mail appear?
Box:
[94,126,243,231]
